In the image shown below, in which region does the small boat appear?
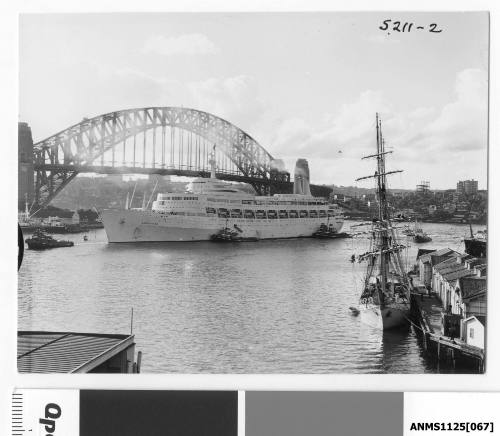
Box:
[413,232,432,243]
[349,306,360,315]
[401,224,415,236]
[411,218,432,243]
[210,227,240,241]
[354,114,412,330]
[313,223,351,239]
[313,223,336,238]
[210,227,258,242]
[25,229,74,250]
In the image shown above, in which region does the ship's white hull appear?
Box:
[358,302,410,330]
[101,209,344,242]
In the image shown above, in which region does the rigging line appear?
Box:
[146,178,159,209]
[130,181,138,208]
[361,150,393,160]
[402,313,425,332]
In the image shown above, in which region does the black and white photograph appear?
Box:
[17,12,488,374]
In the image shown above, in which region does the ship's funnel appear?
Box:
[293,158,311,196]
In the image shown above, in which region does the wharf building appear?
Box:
[416,249,487,351]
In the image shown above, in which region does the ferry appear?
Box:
[100,157,344,242]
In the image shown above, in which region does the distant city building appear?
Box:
[456,179,478,196]
[443,202,456,213]
[416,180,430,193]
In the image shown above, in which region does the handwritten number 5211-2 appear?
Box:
[379,19,442,33]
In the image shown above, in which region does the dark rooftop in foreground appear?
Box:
[18,331,137,373]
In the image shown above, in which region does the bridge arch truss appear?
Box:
[33,107,290,206]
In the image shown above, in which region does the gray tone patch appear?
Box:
[246,391,403,436]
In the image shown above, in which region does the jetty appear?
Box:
[410,293,484,371]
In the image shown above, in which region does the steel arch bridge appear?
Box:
[33,107,291,207]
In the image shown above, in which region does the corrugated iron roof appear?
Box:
[18,331,134,373]
[458,276,487,300]
[419,248,458,264]
[434,256,461,271]
[442,268,476,282]
[464,315,486,326]
[416,248,436,261]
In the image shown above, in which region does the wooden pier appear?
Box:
[410,292,485,372]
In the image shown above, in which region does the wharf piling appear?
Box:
[410,293,485,372]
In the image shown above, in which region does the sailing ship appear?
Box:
[354,114,412,330]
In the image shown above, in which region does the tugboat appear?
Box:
[464,228,487,258]
[25,229,74,250]
[413,220,432,243]
[313,222,351,239]
[313,222,337,238]
[413,230,432,243]
[210,226,241,242]
[354,114,412,330]
[210,221,258,242]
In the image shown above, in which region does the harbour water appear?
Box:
[18,221,481,373]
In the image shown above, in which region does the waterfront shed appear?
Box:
[432,254,473,302]
[418,248,458,288]
[18,331,141,373]
[452,275,487,318]
[463,316,485,349]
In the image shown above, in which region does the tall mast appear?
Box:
[375,113,382,222]
[376,114,387,296]
[356,114,413,294]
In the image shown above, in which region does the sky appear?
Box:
[19,12,489,189]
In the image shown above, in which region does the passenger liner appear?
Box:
[101,157,344,242]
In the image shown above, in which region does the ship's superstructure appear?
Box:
[354,114,412,330]
[101,156,343,242]
[464,229,487,258]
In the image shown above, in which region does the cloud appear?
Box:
[142,34,218,56]
[29,58,486,189]
[425,68,488,152]
[269,68,487,186]
[271,90,392,158]
[81,66,267,135]
[186,75,265,131]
